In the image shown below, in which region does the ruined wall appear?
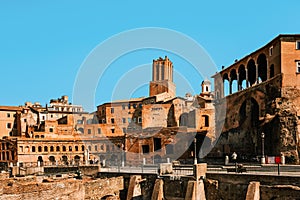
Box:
[0,176,123,200]
[212,75,299,162]
[206,173,300,200]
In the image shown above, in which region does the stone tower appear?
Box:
[201,80,211,95]
[149,56,176,98]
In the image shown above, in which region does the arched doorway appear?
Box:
[74,155,80,165]
[257,54,267,82]
[49,156,55,165]
[247,59,256,86]
[38,156,43,166]
[62,155,68,165]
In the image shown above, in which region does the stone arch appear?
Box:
[257,53,267,82]
[230,69,238,93]
[49,156,55,164]
[223,73,230,96]
[74,155,80,165]
[247,59,256,86]
[38,156,43,163]
[238,64,247,90]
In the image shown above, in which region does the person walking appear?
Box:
[232,152,237,172]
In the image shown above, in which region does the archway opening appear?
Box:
[247,59,256,86]
[257,54,267,82]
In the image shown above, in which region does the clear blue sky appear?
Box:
[0,1,299,111]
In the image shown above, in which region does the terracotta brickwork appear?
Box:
[212,35,300,162]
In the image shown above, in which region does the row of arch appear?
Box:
[222,53,275,96]
[19,144,121,154]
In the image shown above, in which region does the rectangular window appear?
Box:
[98,128,101,134]
[128,104,131,109]
[122,105,126,110]
[111,108,114,113]
[142,145,150,154]
[7,123,11,129]
[128,118,132,123]
[122,127,126,133]
[297,61,300,73]
[154,138,161,151]
[138,117,142,123]
[88,129,92,134]
[111,118,115,124]
[133,118,137,123]
[296,41,300,50]
[49,128,53,132]
[122,118,126,123]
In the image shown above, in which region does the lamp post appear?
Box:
[194,138,197,164]
[261,132,265,164]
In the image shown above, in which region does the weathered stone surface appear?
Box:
[245,181,260,200]
[152,179,164,200]
[260,185,300,200]
[159,163,173,175]
[204,179,220,200]
[0,176,123,200]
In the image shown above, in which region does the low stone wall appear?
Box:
[0,176,123,200]
[205,173,300,200]
[44,165,100,176]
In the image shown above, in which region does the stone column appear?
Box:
[256,64,259,84]
[246,69,249,88]
[229,78,232,95]
[237,72,240,91]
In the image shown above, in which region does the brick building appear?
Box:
[0,56,215,168]
[212,34,300,163]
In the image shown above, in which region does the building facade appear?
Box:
[212,34,300,163]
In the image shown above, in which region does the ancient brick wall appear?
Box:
[0,176,123,200]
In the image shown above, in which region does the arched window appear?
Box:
[32,146,36,152]
[69,146,72,151]
[50,146,54,152]
[38,146,42,152]
[56,146,60,152]
[63,146,66,152]
[75,146,79,151]
[44,146,48,152]
[81,145,85,151]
